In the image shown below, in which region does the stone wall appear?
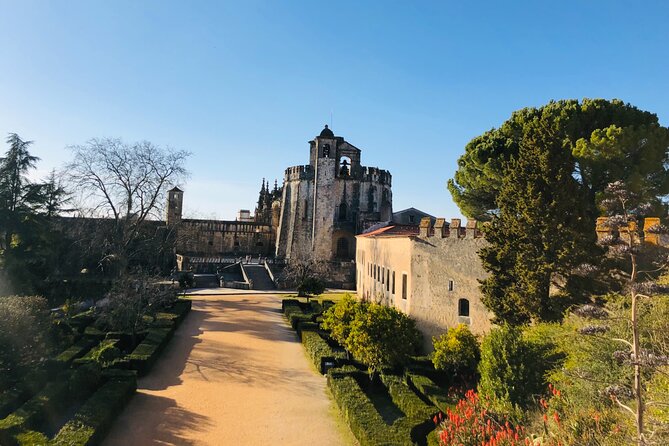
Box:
[176,219,274,257]
[355,218,492,352]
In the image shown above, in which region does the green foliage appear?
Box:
[479,119,599,324]
[449,99,669,220]
[407,373,452,412]
[127,326,175,375]
[347,304,422,375]
[89,340,122,367]
[326,372,414,446]
[178,272,194,289]
[52,374,136,446]
[0,296,53,380]
[301,331,346,373]
[478,325,558,409]
[431,324,480,375]
[321,293,362,347]
[297,276,326,297]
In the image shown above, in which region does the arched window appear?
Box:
[458,298,470,317]
[336,237,349,259]
[323,144,331,158]
[339,202,347,221]
[339,156,351,176]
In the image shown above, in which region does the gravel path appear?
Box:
[102,294,356,446]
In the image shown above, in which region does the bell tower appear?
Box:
[166,186,183,225]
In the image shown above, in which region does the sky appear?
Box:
[0,1,668,220]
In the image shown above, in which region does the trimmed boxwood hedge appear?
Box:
[381,374,436,420]
[327,371,413,446]
[55,338,96,366]
[51,373,137,446]
[407,373,452,412]
[126,326,175,375]
[301,331,346,373]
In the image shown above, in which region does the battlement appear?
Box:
[361,166,392,186]
[418,217,482,239]
[596,216,667,246]
[284,165,314,181]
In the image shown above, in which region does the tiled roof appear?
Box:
[358,225,419,238]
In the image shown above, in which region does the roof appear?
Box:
[392,207,436,218]
[357,224,420,238]
[169,186,183,192]
[319,125,335,138]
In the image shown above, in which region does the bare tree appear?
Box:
[586,181,669,445]
[66,138,189,274]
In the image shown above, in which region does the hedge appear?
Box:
[381,375,436,420]
[170,299,192,324]
[295,321,319,339]
[55,338,96,366]
[0,362,104,446]
[0,370,49,421]
[407,373,452,413]
[51,373,137,446]
[281,299,300,312]
[127,326,175,375]
[327,372,412,446]
[301,331,346,373]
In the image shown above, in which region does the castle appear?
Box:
[168,126,393,286]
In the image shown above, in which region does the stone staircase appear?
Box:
[242,264,276,290]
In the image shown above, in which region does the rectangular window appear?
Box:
[402,274,408,300]
[448,280,454,292]
[392,271,395,294]
[373,264,376,280]
[386,269,390,291]
[381,267,385,285]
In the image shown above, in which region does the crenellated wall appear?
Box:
[356,216,492,352]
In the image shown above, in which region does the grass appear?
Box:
[285,292,354,303]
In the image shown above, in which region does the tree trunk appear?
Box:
[630,254,645,446]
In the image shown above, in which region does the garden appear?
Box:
[0,277,192,446]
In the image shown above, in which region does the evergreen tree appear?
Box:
[449,99,669,221]
[479,119,598,324]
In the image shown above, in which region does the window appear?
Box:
[392,271,395,294]
[256,241,264,246]
[402,274,408,300]
[458,299,470,317]
[448,280,454,292]
[339,202,347,221]
[336,237,349,259]
[373,264,376,280]
[381,267,385,285]
[303,199,308,219]
[323,143,330,158]
[208,241,213,246]
[386,269,390,291]
[409,215,415,223]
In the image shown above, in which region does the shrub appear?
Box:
[408,373,452,412]
[55,338,96,366]
[432,324,480,376]
[52,373,137,446]
[477,325,553,409]
[347,304,422,376]
[327,372,412,446]
[178,272,194,289]
[297,277,326,297]
[301,331,346,373]
[89,340,122,367]
[381,374,435,420]
[321,294,361,346]
[127,326,175,375]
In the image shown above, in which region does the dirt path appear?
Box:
[102,293,356,446]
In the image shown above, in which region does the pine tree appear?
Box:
[479,119,598,324]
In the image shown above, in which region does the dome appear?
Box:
[319,125,334,138]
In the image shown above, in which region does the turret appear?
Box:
[166,186,183,225]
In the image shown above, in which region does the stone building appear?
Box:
[167,183,281,272]
[356,217,492,351]
[275,125,393,288]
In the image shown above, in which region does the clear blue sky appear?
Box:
[1,1,668,219]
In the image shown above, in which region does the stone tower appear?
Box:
[275,126,392,272]
[166,186,183,225]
